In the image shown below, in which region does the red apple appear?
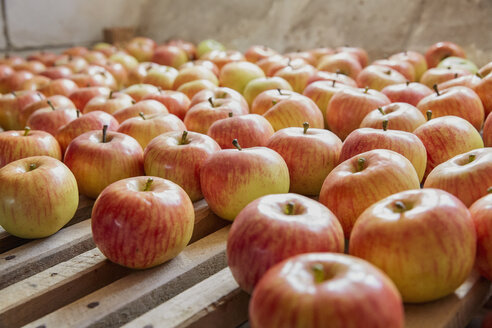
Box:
[425,41,466,68]
[381,81,433,106]
[144,131,220,202]
[201,49,245,70]
[189,87,248,112]
[372,58,416,81]
[285,51,316,66]
[484,113,492,147]
[471,189,492,281]
[389,50,427,81]
[120,83,160,102]
[0,90,45,130]
[228,194,344,294]
[70,67,117,90]
[419,67,470,88]
[26,102,78,136]
[350,188,476,303]
[474,72,492,118]
[39,66,73,80]
[69,86,111,111]
[251,88,293,115]
[127,62,160,85]
[250,253,404,328]
[243,76,292,107]
[317,52,362,79]
[172,65,218,90]
[54,55,89,73]
[319,149,420,237]
[142,65,179,90]
[437,73,482,90]
[125,36,156,62]
[83,91,134,115]
[112,99,169,124]
[27,51,59,66]
[19,75,51,91]
[306,70,358,87]
[13,60,46,74]
[336,46,369,67]
[143,90,191,120]
[244,45,278,63]
[356,65,407,91]
[63,46,89,57]
[178,59,219,77]
[360,102,426,132]
[0,70,34,93]
[38,78,79,97]
[109,51,139,72]
[91,176,194,269]
[176,79,217,100]
[273,63,316,93]
[309,47,335,64]
[151,45,188,68]
[167,39,197,60]
[19,95,74,128]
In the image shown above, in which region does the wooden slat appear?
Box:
[0,195,95,253]
[24,226,230,328]
[123,267,249,328]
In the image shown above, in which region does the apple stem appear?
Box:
[109,91,113,99]
[208,97,215,107]
[180,130,188,144]
[385,69,391,75]
[284,202,295,215]
[406,81,410,86]
[131,100,137,104]
[433,84,440,96]
[29,163,36,171]
[139,112,146,120]
[394,201,406,212]
[468,154,476,163]
[332,79,336,87]
[454,73,458,79]
[232,138,242,151]
[357,157,366,172]
[228,112,233,118]
[47,100,56,111]
[76,109,80,118]
[364,86,369,94]
[11,91,16,98]
[102,125,108,143]
[487,186,492,194]
[476,72,483,79]
[23,126,30,136]
[312,263,325,283]
[272,100,278,106]
[382,119,388,131]
[426,110,432,121]
[144,178,153,191]
[277,88,283,95]
[378,107,385,115]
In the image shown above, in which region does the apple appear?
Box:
[142,65,179,90]
[125,36,156,62]
[243,76,293,107]
[380,81,433,106]
[273,63,316,94]
[0,54,24,66]
[91,176,194,269]
[285,51,317,66]
[437,73,482,90]
[176,79,217,100]
[19,95,75,128]
[83,50,108,66]
[19,75,51,91]
[109,51,139,71]
[251,88,293,115]
[317,52,362,79]
[13,60,46,74]
[26,102,78,136]
[27,51,59,67]
[92,42,118,57]
[308,47,335,63]
[219,61,266,94]
[305,70,358,87]
[178,59,219,77]
[166,39,197,60]
[350,188,476,303]
[117,112,186,149]
[437,56,478,74]
[172,65,218,90]
[372,58,416,81]
[0,90,45,130]
[244,45,278,63]
[360,102,426,132]
[70,67,117,90]
[127,62,160,85]
[39,66,73,80]
[0,127,62,168]
[69,86,111,112]
[356,65,407,90]
[196,39,225,58]
[227,194,345,293]
[0,70,34,93]
[112,99,169,124]
[0,64,14,80]
[425,41,466,68]
[151,45,188,68]
[143,90,191,120]
[424,148,492,207]
[414,115,484,179]
[256,55,290,76]
[249,253,404,328]
[319,149,420,237]
[55,111,120,153]
[340,121,427,182]
[64,126,144,199]
[201,50,245,70]
[419,67,470,88]
[336,46,369,67]
[83,91,134,115]
[416,85,484,131]
[63,46,89,57]
[120,83,160,102]
[389,50,427,81]
[207,113,274,149]
[470,188,492,281]
[325,87,391,140]
[144,131,220,202]
[474,72,492,118]
[189,87,248,112]
[200,140,290,221]
[38,78,79,97]
[266,123,342,195]
[99,60,128,89]
[0,156,79,238]
[484,113,492,147]
[54,55,89,73]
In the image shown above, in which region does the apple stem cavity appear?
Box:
[332,79,336,87]
[23,126,30,136]
[312,263,325,283]
[232,138,242,151]
[208,97,215,107]
[131,100,137,104]
[433,84,440,96]
[228,112,233,118]
[476,72,484,79]
[303,122,309,134]
[364,86,369,94]
[378,107,385,115]
[29,163,37,171]
[487,186,492,194]
[11,91,16,98]
[426,110,432,121]
[139,112,146,120]
[468,154,476,163]
[180,130,188,145]
[394,201,407,213]
[272,100,278,106]
[284,201,295,215]
[102,125,108,143]
[47,100,56,111]
[144,178,153,191]
[406,81,410,86]
[382,119,388,131]
[357,157,366,172]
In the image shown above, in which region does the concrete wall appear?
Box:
[2,0,492,65]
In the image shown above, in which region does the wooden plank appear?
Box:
[123,267,249,328]
[0,195,95,253]
[0,203,226,327]
[24,226,230,328]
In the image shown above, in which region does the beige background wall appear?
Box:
[2,0,492,65]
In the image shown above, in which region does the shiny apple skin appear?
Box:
[381,82,433,107]
[0,156,79,238]
[0,90,45,130]
[19,95,75,128]
[425,41,466,68]
[27,107,78,136]
[249,253,404,328]
[120,83,160,102]
[360,102,426,132]
[424,148,492,207]
[306,70,357,87]
[484,113,492,147]
[471,192,492,280]
[83,92,134,115]
[372,58,416,81]
[112,99,169,124]
[177,79,217,100]
[413,116,484,179]
[320,149,420,237]
[64,130,144,199]
[250,88,293,115]
[243,76,292,107]
[340,127,427,182]
[200,146,290,221]
[227,194,344,294]
[475,72,492,118]
[143,90,191,120]
[142,65,179,90]
[39,78,79,97]
[190,87,248,113]
[172,66,218,90]
[419,67,470,89]
[91,176,194,269]
[0,129,62,167]
[389,51,427,81]
[144,131,221,202]
[219,61,266,94]
[356,65,407,91]
[267,127,342,195]
[273,64,316,94]
[350,188,476,303]
[69,86,111,111]
[317,52,362,79]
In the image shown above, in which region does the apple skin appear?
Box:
[389,51,427,81]
[40,66,73,80]
[0,129,62,168]
[151,45,189,68]
[336,46,369,67]
[91,176,194,269]
[251,88,293,115]
[437,56,478,74]
[54,55,89,73]
[317,52,362,79]
[143,90,191,120]
[243,76,292,107]
[425,41,466,68]
[127,62,160,85]
[201,49,245,70]
[484,113,492,147]
[424,148,492,207]
[320,149,420,237]
[326,87,391,140]
[120,83,160,102]
[437,73,482,90]
[419,67,470,89]
[0,90,45,130]
[207,113,274,149]
[64,130,144,199]
[349,188,476,303]
[55,111,120,153]
[414,116,484,179]
[360,102,426,132]
[0,156,79,239]
[117,112,186,149]
[372,58,416,81]
[179,59,219,77]
[200,145,290,221]
[227,194,344,294]
[83,92,134,115]
[19,95,75,128]
[20,75,51,92]
[356,65,407,91]
[167,39,197,60]
[69,86,111,112]
[266,126,342,195]
[172,66,218,90]
[474,72,492,118]
[219,61,266,94]
[244,45,278,63]
[144,131,220,202]
[340,127,427,182]
[125,36,156,62]
[306,70,358,87]
[112,99,169,124]
[141,65,179,90]
[38,78,79,98]
[416,86,484,132]
[196,39,225,58]
[470,191,492,281]
[177,79,218,100]
[380,82,432,106]
[273,63,316,94]
[250,254,404,328]
[27,106,78,136]
[263,93,324,131]
[190,87,248,112]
